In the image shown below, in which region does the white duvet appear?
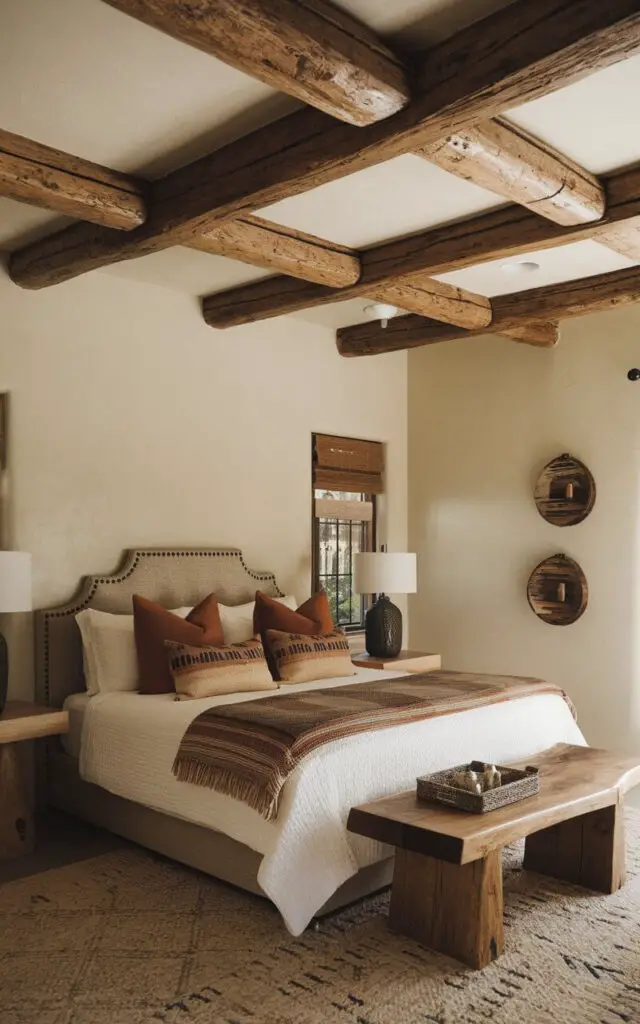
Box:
[72,668,585,935]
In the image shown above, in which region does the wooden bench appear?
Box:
[347,744,640,969]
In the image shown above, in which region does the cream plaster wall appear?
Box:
[0,269,407,702]
[408,306,640,758]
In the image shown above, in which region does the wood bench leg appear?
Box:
[389,847,504,969]
[524,803,625,894]
[0,743,34,861]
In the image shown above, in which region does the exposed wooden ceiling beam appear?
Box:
[6,209,363,290]
[191,216,361,287]
[0,129,147,230]
[417,117,605,226]
[491,265,640,327]
[593,220,640,260]
[500,323,560,348]
[336,319,560,355]
[337,266,640,356]
[101,0,410,127]
[10,0,640,289]
[197,163,640,327]
[1,130,363,288]
[204,274,493,330]
[366,281,491,329]
[418,117,640,262]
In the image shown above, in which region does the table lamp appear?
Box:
[0,551,32,713]
[354,551,417,658]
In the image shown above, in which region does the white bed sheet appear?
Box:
[70,670,585,935]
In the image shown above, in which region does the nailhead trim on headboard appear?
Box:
[38,548,284,706]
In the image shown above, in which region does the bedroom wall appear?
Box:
[0,269,408,702]
[408,305,640,759]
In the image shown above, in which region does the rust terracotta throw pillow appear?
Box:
[133,593,224,694]
[264,628,355,685]
[166,638,276,700]
[253,590,333,636]
[253,590,334,679]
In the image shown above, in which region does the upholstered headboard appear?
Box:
[35,548,283,708]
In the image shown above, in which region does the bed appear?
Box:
[38,547,586,935]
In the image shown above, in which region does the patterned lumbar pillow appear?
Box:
[166,638,276,700]
[264,628,356,685]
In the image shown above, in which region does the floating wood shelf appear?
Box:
[527,554,588,626]
[534,454,596,527]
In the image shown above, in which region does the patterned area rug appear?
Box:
[1,810,640,1024]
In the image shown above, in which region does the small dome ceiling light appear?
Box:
[500,260,541,276]
[362,302,399,328]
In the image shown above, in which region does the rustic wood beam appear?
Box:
[337,266,640,356]
[10,0,640,289]
[0,129,147,230]
[593,219,640,260]
[491,265,640,327]
[0,129,362,287]
[101,0,410,128]
[418,117,640,261]
[501,323,560,348]
[6,210,363,290]
[203,274,493,330]
[417,117,605,226]
[197,163,640,325]
[336,319,559,356]
[190,216,361,287]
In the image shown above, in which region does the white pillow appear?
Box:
[219,595,298,645]
[76,606,191,695]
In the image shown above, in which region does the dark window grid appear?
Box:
[317,516,365,629]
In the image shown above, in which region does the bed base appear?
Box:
[38,549,394,922]
[48,749,394,919]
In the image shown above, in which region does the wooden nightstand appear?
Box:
[352,651,441,673]
[0,701,69,861]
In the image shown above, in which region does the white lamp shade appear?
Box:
[354,552,417,595]
[0,551,32,612]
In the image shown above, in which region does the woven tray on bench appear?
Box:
[417,760,540,814]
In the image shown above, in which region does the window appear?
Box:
[314,490,374,629]
[312,434,384,631]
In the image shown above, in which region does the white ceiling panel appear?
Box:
[0,0,296,179]
[260,155,504,248]
[436,240,639,297]
[507,56,640,175]
[293,299,380,331]
[330,0,514,45]
[102,248,270,294]
[0,199,71,250]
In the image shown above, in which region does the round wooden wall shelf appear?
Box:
[527,554,588,626]
[534,454,596,527]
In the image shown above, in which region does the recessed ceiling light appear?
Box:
[500,261,541,276]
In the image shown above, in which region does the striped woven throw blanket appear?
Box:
[172,670,573,820]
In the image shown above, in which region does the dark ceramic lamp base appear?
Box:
[364,595,403,658]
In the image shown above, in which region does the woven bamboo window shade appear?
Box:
[313,434,384,514]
